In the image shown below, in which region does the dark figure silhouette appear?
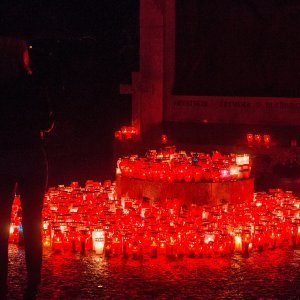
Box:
[0,37,54,299]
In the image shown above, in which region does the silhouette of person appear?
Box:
[0,37,54,299]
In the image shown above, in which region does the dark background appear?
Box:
[175,0,300,97]
[1,1,300,186]
[0,1,139,186]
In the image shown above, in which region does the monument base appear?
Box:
[116,176,254,206]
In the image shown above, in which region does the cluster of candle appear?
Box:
[9,195,23,244]
[114,126,138,140]
[117,148,252,182]
[247,133,271,147]
[9,182,299,258]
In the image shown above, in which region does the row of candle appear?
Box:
[114,126,138,140]
[117,148,252,182]
[9,181,299,258]
[246,133,271,146]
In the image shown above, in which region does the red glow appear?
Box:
[247,133,253,143]
[117,148,252,182]
[254,134,261,143]
[8,184,300,258]
[247,133,271,147]
[23,48,32,75]
[114,126,138,140]
[161,134,168,144]
[263,134,270,145]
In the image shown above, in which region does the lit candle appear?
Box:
[230,165,239,180]
[263,134,270,147]
[150,240,158,258]
[254,134,261,144]
[93,229,105,255]
[161,134,168,144]
[247,133,253,145]
[234,234,243,252]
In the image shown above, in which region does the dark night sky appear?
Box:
[0,1,137,38]
[0,1,139,83]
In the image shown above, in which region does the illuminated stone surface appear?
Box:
[116,176,254,205]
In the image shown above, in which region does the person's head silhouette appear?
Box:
[0,36,32,83]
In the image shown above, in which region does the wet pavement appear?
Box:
[6,242,300,299]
